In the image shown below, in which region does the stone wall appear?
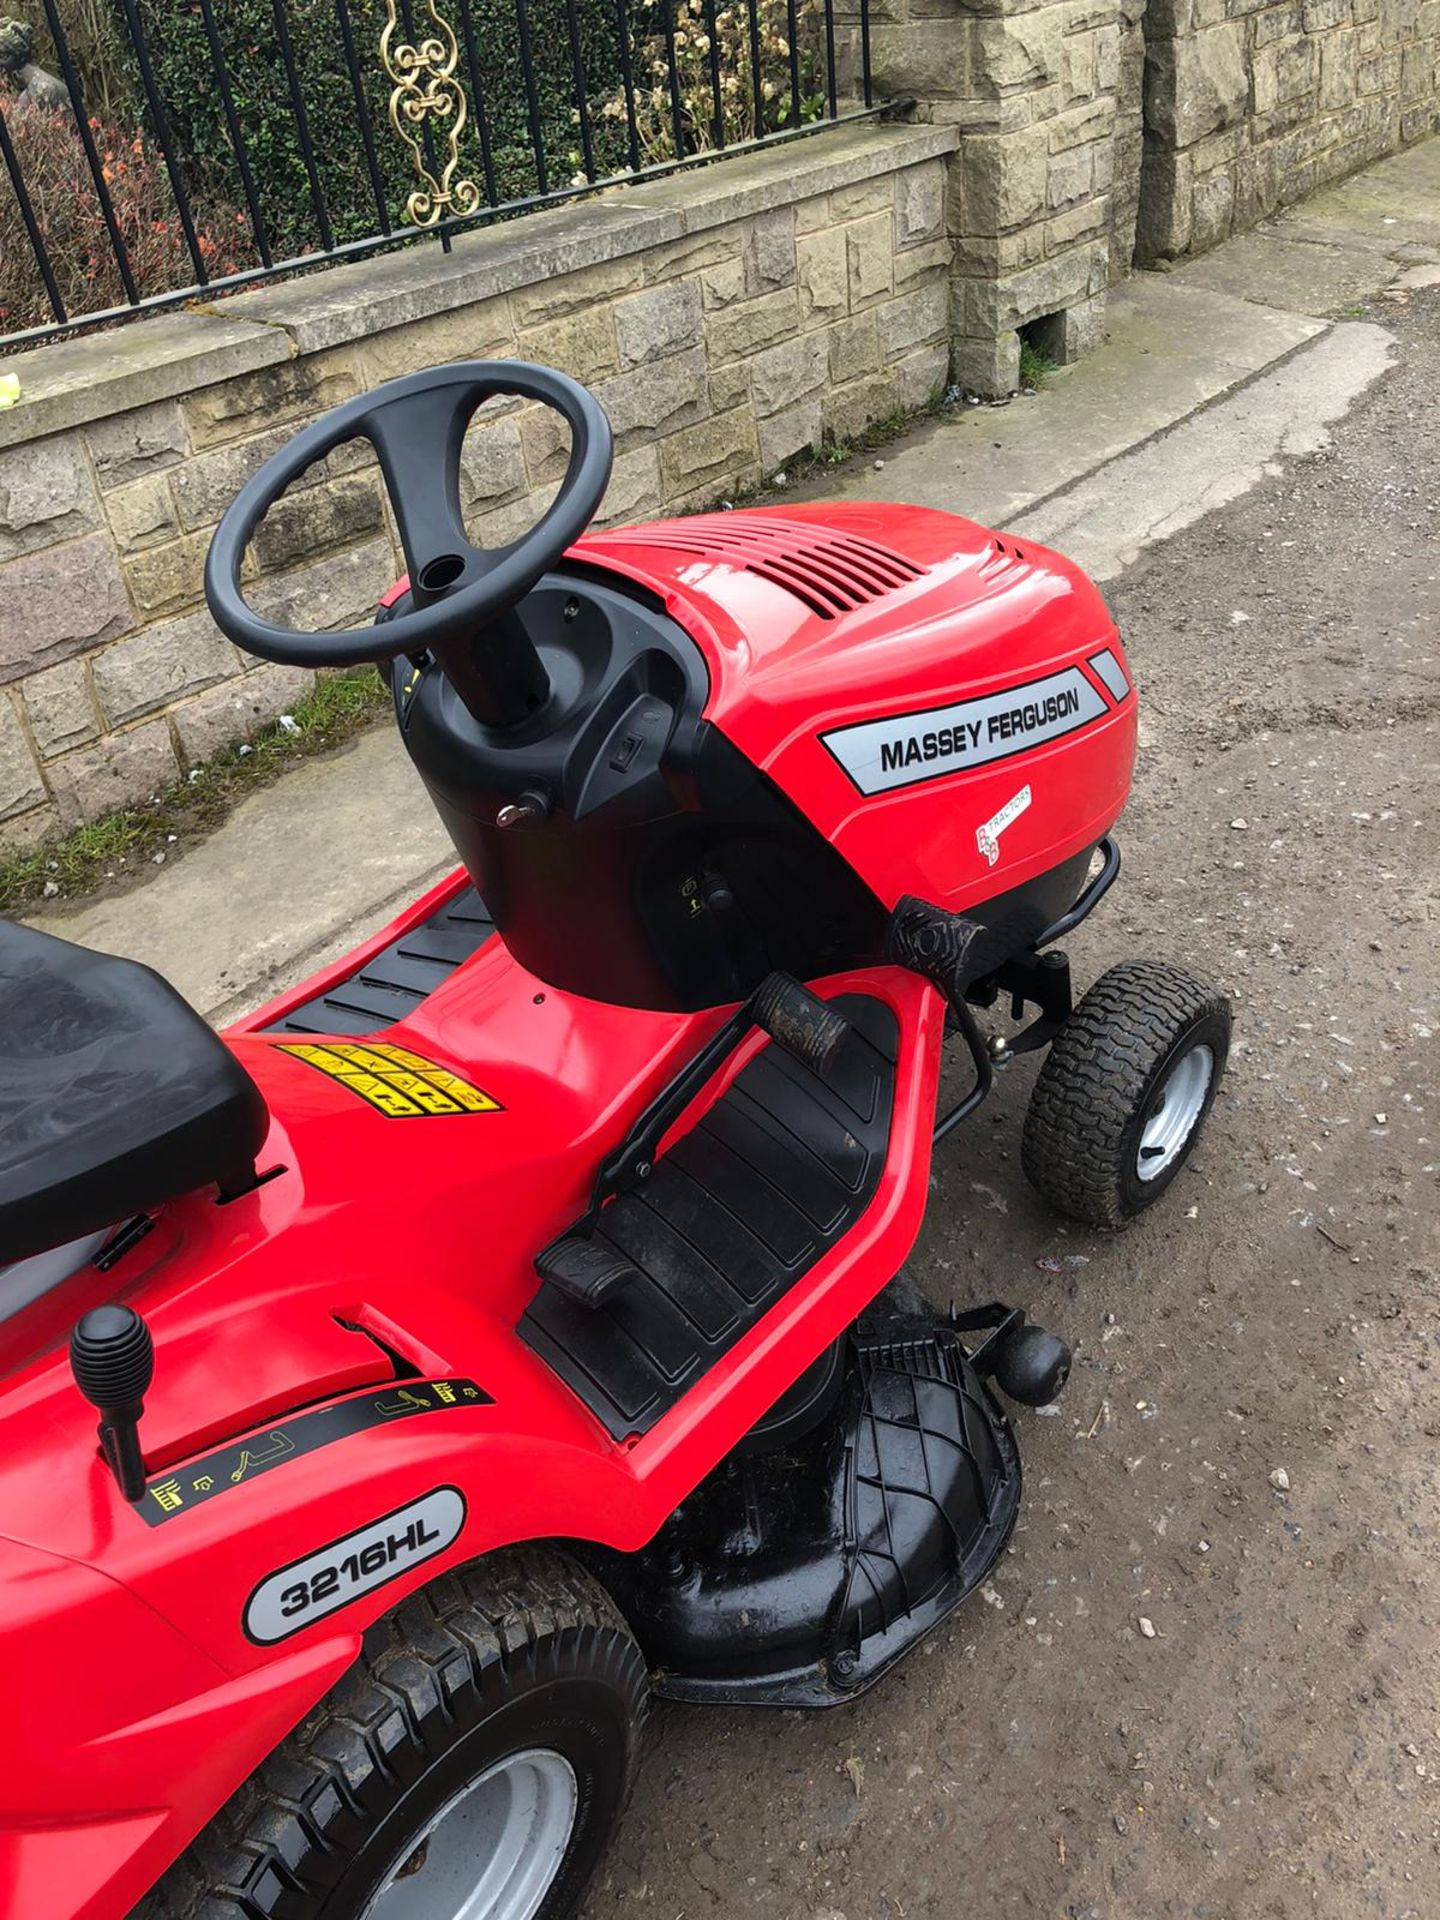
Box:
[1136,0,1440,261]
[858,0,1149,394]
[0,124,953,858]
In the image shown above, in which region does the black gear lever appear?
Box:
[70,1304,154,1503]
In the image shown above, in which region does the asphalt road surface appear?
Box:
[583,285,1440,1920]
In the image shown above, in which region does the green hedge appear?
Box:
[119,0,637,263]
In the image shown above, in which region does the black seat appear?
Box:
[0,921,269,1266]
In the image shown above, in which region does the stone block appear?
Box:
[595,446,663,528]
[0,437,98,562]
[827,312,884,385]
[104,473,179,554]
[963,240,1103,334]
[1255,3,1303,44]
[1191,166,1238,249]
[744,207,797,293]
[122,529,213,620]
[593,348,712,452]
[23,658,98,755]
[461,416,529,507]
[250,538,398,636]
[1255,35,1321,114]
[895,238,952,287]
[1063,27,1098,105]
[614,282,704,370]
[895,163,945,246]
[1049,97,1116,154]
[362,298,515,384]
[0,533,132,684]
[172,662,315,767]
[951,329,1021,398]
[469,483,561,551]
[706,289,803,364]
[517,400,570,492]
[658,408,760,494]
[829,177,896,224]
[83,400,186,488]
[1135,142,1193,257]
[1047,196,1110,251]
[515,306,619,385]
[869,22,976,101]
[964,128,1050,234]
[794,194,830,236]
[510,256,644,329]
[709,361,752,412]
[1049,143,1097,210]
[846,214,894,308]
[92,608,238,725]
[894,341,951,412]
[170,429,374,533]
[1302,0,1352,25]
[47,718,179,829]
[643,229,742,283]
[0,693,44,822]
[822,367,903,443]
[876,279,950,360]
[1145,23,1249,146]
[797,228,850,323]
[183,355,360,452]
[1320,29,1362,108]
[974,11,1064,91]
[251,474,387,575]
[759,397,823,475]
[751,332,828,416]
[700,257,749,310]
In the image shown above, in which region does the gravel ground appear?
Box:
[583,285,1440,1920]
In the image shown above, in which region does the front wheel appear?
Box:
[140,1548,648,1920]
[1021,959,1231,1227]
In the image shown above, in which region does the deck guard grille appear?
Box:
[612,516,927,620]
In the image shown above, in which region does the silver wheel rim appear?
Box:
[361,1748,578,1920]
[1136,1043,1214,1182]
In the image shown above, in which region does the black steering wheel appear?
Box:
[204,360,613,667]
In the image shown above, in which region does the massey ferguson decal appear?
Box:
[821,666,1108,796]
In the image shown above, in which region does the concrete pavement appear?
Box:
[28,137,1439,1022]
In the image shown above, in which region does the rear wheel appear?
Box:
[140,1548,647,1920]
[1021,960,1230,1227]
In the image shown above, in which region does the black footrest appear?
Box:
[535,1234,642,1309]
[520,995,898,1439]
[751,971,851,1077]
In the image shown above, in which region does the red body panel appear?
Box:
[576,502,1135,913]
[0,500,1132,1918]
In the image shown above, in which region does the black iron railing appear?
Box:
[0,0,875,351]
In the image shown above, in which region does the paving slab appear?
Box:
[29,726,454,1026]
[1011,320,1397,581]
[801,275,1325,528]
[1168,230,1398,316]
[1264,136,1440,257]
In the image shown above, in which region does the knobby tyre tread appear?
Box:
[1021,959,1230,1228]
[136,1546,648,1920]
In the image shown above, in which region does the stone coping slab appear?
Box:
[0,311,293,450]
[0,121,958,443]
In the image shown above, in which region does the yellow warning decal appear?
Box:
[276,1040,502,1119]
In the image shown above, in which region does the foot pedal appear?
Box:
[535,1234,641,1309]
[751,971,851,1077]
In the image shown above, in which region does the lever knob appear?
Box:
[70,1305,154,1504]
[70,1305,154,1412]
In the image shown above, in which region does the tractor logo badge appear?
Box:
[977,785,1031,867]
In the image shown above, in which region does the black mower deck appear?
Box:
[265,888,495,1036]
[520,995,898,1439]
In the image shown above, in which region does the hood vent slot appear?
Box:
[611,515,927,620]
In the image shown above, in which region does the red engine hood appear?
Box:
[574,501,1135,917]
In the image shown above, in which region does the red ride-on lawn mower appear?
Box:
[0,362,1230,1920]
